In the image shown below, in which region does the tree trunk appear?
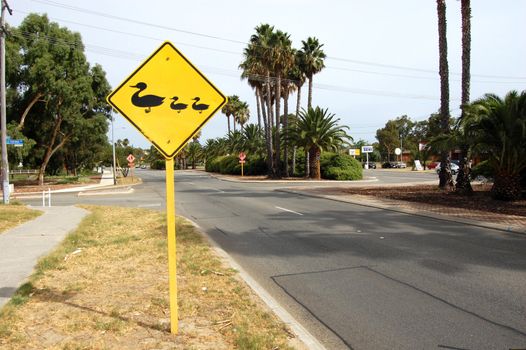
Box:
[307,75,313,109]
[18,92,44,130]
[274,73,281,177]
[491,172,521,201]
[38,114,67,186]
[305,150,310,178]
[283,86,289,177]
[436,0,453,190]
[233,118,236,132]
[265,71,276,178]
[292,84,302,175]
[456,0,472,194]
[227,115,231,134]
[308,146,321,180]
[256,87,262,130]
[260,88,273,177]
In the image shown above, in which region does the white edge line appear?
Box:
[275,206,304,216]
[181,216,327,350]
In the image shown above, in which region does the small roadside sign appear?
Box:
[6,139,23,146]
[239,152,246,161]
[361,146,374,153]
[127,154,136,163]
[349,148,360,156]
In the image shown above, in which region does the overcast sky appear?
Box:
[9,0,526,148]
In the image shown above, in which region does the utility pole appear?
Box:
[111,114,117,185]
[1,0,12,204]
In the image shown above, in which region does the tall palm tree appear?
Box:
[221,95,240,134]
[455,0,472,194]
[270,30,294,177]
[290,51,307,175]
[300,37,326,109]
[436,0,454,189]
[465,91,526,200]
[287,107,351,179]
[234,101,250,130]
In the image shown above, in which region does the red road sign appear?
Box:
[127,154,136,163]
[239,152,246,161]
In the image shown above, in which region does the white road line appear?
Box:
[137,203,162,208]
[275,206,303,216]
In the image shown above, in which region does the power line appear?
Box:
[28,0,526,81]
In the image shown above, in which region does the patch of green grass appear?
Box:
[9,282,35,306]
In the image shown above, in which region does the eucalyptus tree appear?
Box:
[287,107,351,179]
[9,14,111,185]
[300,37,326,109]
[436,0,454,189]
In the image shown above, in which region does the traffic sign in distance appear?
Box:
[127,154,136,163]
[239,152,246,161]
[361,146,374,153]
[107,41,227,159]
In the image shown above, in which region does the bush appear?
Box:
[470,160,493,180]
[321,153,363,180]
[218,155,241,175]
[150,159,165,170]
[244,157,267,175]
[205,157,222,173]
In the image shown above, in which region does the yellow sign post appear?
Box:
[107,41,227,334]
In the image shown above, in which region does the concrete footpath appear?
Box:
[0,170,116,309]
[0,206,88,309]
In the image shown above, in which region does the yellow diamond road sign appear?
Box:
[107,41,227,158]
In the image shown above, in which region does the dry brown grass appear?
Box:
[0,206,295,349]
[0,204,42,234]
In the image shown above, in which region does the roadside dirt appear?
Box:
[339,184,526,217]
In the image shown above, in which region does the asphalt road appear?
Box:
[18,170,526,349]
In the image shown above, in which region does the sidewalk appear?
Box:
[0,206,89,309]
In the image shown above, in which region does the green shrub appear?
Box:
[321,153,363,180]
[205,157,222,173]
[470,160,493,179]
[219,155,241,175]
[150,159,165,170]
[244,157,267,175]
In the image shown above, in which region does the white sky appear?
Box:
[9,0,526,148]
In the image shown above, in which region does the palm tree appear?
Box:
[455,0,472,194]
[186,141,202,169]
[436,0,454,190]
[300,37,326,109]
[290,51,307,175]
[242,124,265,156]
[234,101,250,130]
[287,107,351,179]
[221,95,240,134]
[465,91,526,200]
[269,30,294,177]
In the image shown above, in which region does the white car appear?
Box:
[435,162,459,175]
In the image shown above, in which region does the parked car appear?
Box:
[363,161,376,169]
[382,162,396,168]
[394,162,407,168]
[435,162,459,175]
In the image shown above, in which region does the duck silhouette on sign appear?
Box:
[170,97,188,113]
[192,97,209,113]
[130,82,165,113]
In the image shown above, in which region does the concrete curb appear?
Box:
[182,216,327,350]
[208,172,379,185]
[277,189,526,235]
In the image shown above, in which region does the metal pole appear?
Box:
[111,114,117,185]
[1,0,11,204]
[165,157,178,334]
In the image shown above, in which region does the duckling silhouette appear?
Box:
[191,97,209,113]
[130,82,165,113]
[170,97,188,113]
